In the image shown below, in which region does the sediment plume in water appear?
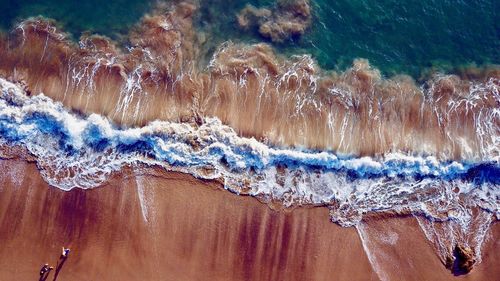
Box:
[0,1,498,160]
[237,0,311,42]
[0,1,498,275]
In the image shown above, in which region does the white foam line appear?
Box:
[0,77,498,232]
[135,174,149,224]
[470,211,493,264]
[356,223,389,281]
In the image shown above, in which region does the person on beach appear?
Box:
[39,263,50,276]
[61,247,70,259]
[39,264,53,276]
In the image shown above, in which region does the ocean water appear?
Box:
[0,0,498,76]
[0,0,154,40]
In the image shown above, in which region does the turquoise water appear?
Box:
[198,0,500,77]
[0,0,154,40]
[0,0,498,76]
[308,0,499,76]
[310,0,499,75]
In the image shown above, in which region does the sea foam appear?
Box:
[0,78,498,225]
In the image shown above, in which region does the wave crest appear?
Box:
[0,78,497,226]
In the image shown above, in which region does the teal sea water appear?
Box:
[0,0,154,39]
[0,0,498,77]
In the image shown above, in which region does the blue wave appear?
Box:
[1,95,498,185]
[0,78,498,228]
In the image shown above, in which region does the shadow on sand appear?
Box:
[37,256,68,281]
[39,271,51,281]
[51,257,68,281]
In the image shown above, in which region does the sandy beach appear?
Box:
[0,159,497,281]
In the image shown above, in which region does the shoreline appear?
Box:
[0,159,498,280]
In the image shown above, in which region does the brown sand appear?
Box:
[0,159,498,281]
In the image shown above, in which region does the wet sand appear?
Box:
[0,159,498,281]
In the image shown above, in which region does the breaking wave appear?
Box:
[0,78,498,225]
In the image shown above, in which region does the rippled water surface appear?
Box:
[0,0,498,76]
